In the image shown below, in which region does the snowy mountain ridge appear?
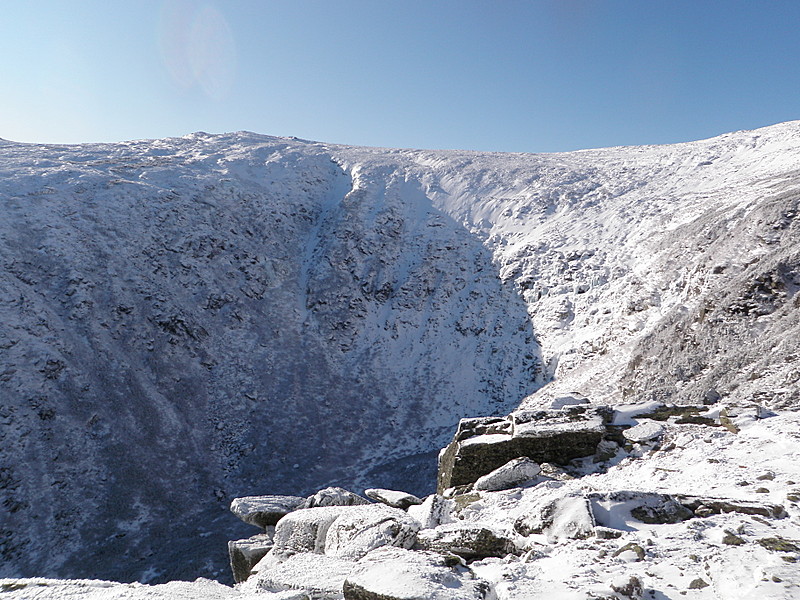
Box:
[1,121,800,586]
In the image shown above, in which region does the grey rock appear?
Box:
[437,406,608,492]
[675,495,787,519]
[230,495,306,529]
[472,457,541,492]
[228,532,274,583]
[414,522,517,559]
[364,488,423,510]
[272,507,344,555]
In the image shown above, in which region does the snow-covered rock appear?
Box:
[271,507,344,556]
[4,121,800,583]
[323,504,419,559]
[621,421,665,444]
[230,496,306,529]
[407,494,454,529]
[414,522,517,559]
[363,488,423,509]
[514,492,595,542]
[438,406,608,492]
[342,547,493,600]
[302,488,371,509]
[473,457,541,492]
[242,553,353,598]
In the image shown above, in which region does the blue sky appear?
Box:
[1,0,799,152]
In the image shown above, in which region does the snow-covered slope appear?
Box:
[1,121,800,584]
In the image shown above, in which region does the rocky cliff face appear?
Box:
[1,122,799,583]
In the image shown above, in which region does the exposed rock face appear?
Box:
[227,533,274,583]
[342,547,492,600]
[437,406,608,492]
[230,496,306,529]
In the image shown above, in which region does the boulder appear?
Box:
[303,487,371,508]
[228,531,274,583]
[622,421,664,444]
[414,522,517,559]
[272,507,344,555]
[271,504,419,560]
[230,495,306,529]
[242,552,354,598]
[437,406,608,493]
[364,488,423,510]
[472,457,541,491]
[324,504,420,559]
[407,494,454,529]
[343,547,493,600]
[515,493,595,541]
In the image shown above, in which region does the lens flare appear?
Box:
[158,0,236,101]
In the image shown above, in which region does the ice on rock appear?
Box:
[473,457,541,492]
[342,547,493,600]
[364,488,423,509]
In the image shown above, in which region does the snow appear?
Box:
[2,120,800,592]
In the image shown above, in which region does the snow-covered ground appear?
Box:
[1,121,800,585]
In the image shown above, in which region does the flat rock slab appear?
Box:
[343,547,493,600]
[365,488,423,509]
[414,522,517,559]
[438,406,608,492]
[230,495,306,529]
[303,487,371,508]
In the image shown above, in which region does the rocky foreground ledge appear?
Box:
[3,397,800,600]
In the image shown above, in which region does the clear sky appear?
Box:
[1,0,799,153]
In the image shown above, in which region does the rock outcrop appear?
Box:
[437,405,609,492]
